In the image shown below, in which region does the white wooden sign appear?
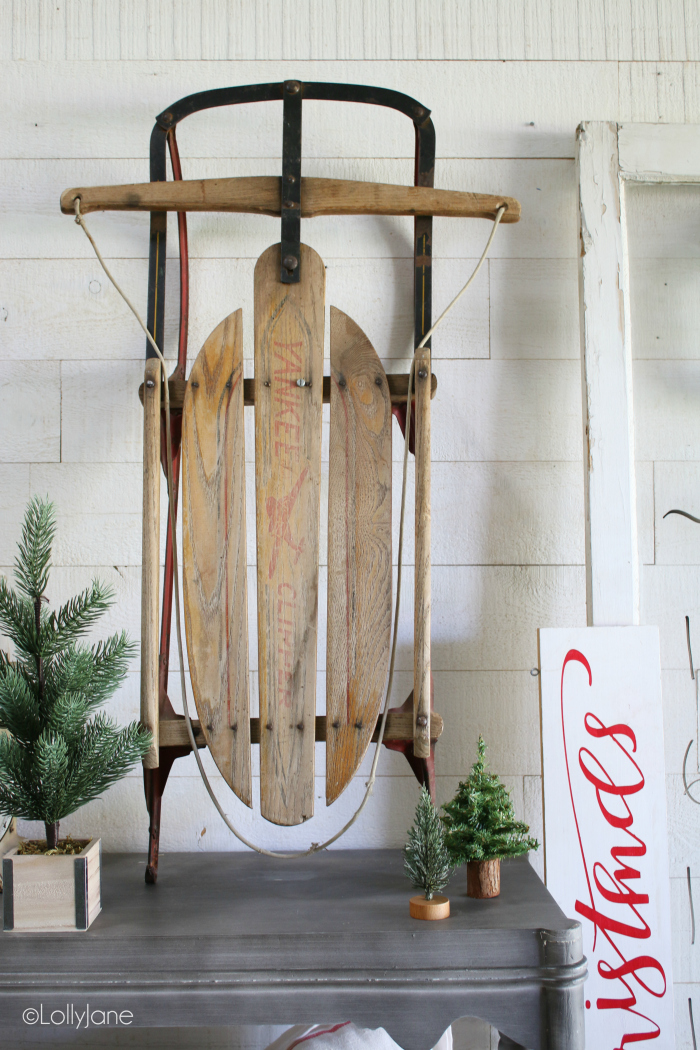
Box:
[540,626,675,1049]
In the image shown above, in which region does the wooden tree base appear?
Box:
[409,894,450,920]
[467,859,500,899]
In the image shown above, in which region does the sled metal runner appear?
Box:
[64,80,520,880]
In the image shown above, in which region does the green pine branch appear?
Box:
[40,581,114,658]
[0,649,15,676]
[46,692,94,745]
[0,498,152,832]
[0,668,43,745]
[13,497,55,602]
[0,734,39,816]
[59,715,151,813]
[441,736,539,864]
[0,583,37,656]
[45,632,135,715]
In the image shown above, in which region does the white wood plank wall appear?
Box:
[2,0,700,61]
[1,2,699,1045]
[626,179,700,1049]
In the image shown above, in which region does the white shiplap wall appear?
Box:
[2,0,700,62]
[627,180,700,1050]
[1,1,700,1046]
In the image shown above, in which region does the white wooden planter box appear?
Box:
[2,838,101,932]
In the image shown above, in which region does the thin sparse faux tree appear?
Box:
[441,736,539,864]
[404,786,454,900]
[0,497,151,850]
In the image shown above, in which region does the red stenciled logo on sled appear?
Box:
[560,650,667,1049]
[266,467,308,579]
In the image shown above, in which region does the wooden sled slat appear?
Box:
[413,345,432,760]
[255,243,324,826]
[326,309,393,804]
[140,358,161,770]
[181,309,252,807]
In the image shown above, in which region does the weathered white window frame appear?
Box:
[577,122,700,626]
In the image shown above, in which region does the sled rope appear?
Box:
[73,198,505,856]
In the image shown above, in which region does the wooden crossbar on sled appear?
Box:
[64,80,520,879]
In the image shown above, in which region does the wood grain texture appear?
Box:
[182,309,252,807]
[140,357,160,769]
[158,711,445,749]
[61,177,520,222]
[409,894,450,920]
[467,859,501,899]
[3,839,101,932]
[413,348,432,759]
[326,307,392,804]
[255,243,324,826]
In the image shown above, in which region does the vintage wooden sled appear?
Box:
[62,81,520,881]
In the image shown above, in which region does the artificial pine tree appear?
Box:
[442,736,539,864]
[0,497,152,852]
[404,786,454,915]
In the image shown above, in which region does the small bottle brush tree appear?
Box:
[442,736,538,898]
[404,786,454,902]
[0,498,152,851]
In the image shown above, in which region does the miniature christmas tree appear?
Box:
[404,786,454,901]
[441,736,539,864]
[0,497,152,852]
